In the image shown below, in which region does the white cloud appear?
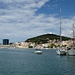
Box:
[0,0,74,43]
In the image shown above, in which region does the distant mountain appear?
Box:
[25,34,71,44]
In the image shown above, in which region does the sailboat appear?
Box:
[56,9,66,55]
[67,24,75,56]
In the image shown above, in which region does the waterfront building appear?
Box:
[15,42,29,48]
[3,39,9,45]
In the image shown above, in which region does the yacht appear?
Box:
[56,49,66,55]
[56,9,66,55]
[67,24,75,56]
[67,48,75,55]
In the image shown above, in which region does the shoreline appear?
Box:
[0,46,57,50]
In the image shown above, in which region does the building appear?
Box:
[3,39,9,45]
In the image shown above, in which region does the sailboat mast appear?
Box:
[73,24,74,38]
[60,9,62,46]
[73,24,75,44]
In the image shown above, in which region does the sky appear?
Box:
[0,0,75,43]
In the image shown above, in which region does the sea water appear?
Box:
[0,48,75,75]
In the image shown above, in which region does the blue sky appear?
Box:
[0,0,75,43]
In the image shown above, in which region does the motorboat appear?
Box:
[35,50,42,54]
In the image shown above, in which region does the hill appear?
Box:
[25,34,71,44]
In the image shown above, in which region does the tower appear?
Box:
[3,39,9,45]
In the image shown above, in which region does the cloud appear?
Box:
[0,0,74,43]
[0,0,49,42]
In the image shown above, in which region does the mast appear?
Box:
[73,23,74,38]
[60,9,62,47]
[73,24,75,44]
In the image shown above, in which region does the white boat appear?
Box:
[35,50,42,54]
[35,46,42,54]
[56,9,66,55]
[67,48,75,56]
[67,24,75,56]
[56,49,66,55]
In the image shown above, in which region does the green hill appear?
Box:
[25,34,71,44]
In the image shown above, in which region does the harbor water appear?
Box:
[0,48,75,75]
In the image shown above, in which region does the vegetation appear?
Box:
[25,34,71,44]
[28,46,33,48]
[50,43,57,48]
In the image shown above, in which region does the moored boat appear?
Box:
[35,50,42,54]
[67,24,75,56]
[56,9,66,55]
[67,48,75,56]
[56,49,66,55]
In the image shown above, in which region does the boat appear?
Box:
[35,50,42,54]
[67,48,75,56]
[56,9,66,55]
[34,44,43,54]
[67,24,75,56]
[56,49,66,55]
